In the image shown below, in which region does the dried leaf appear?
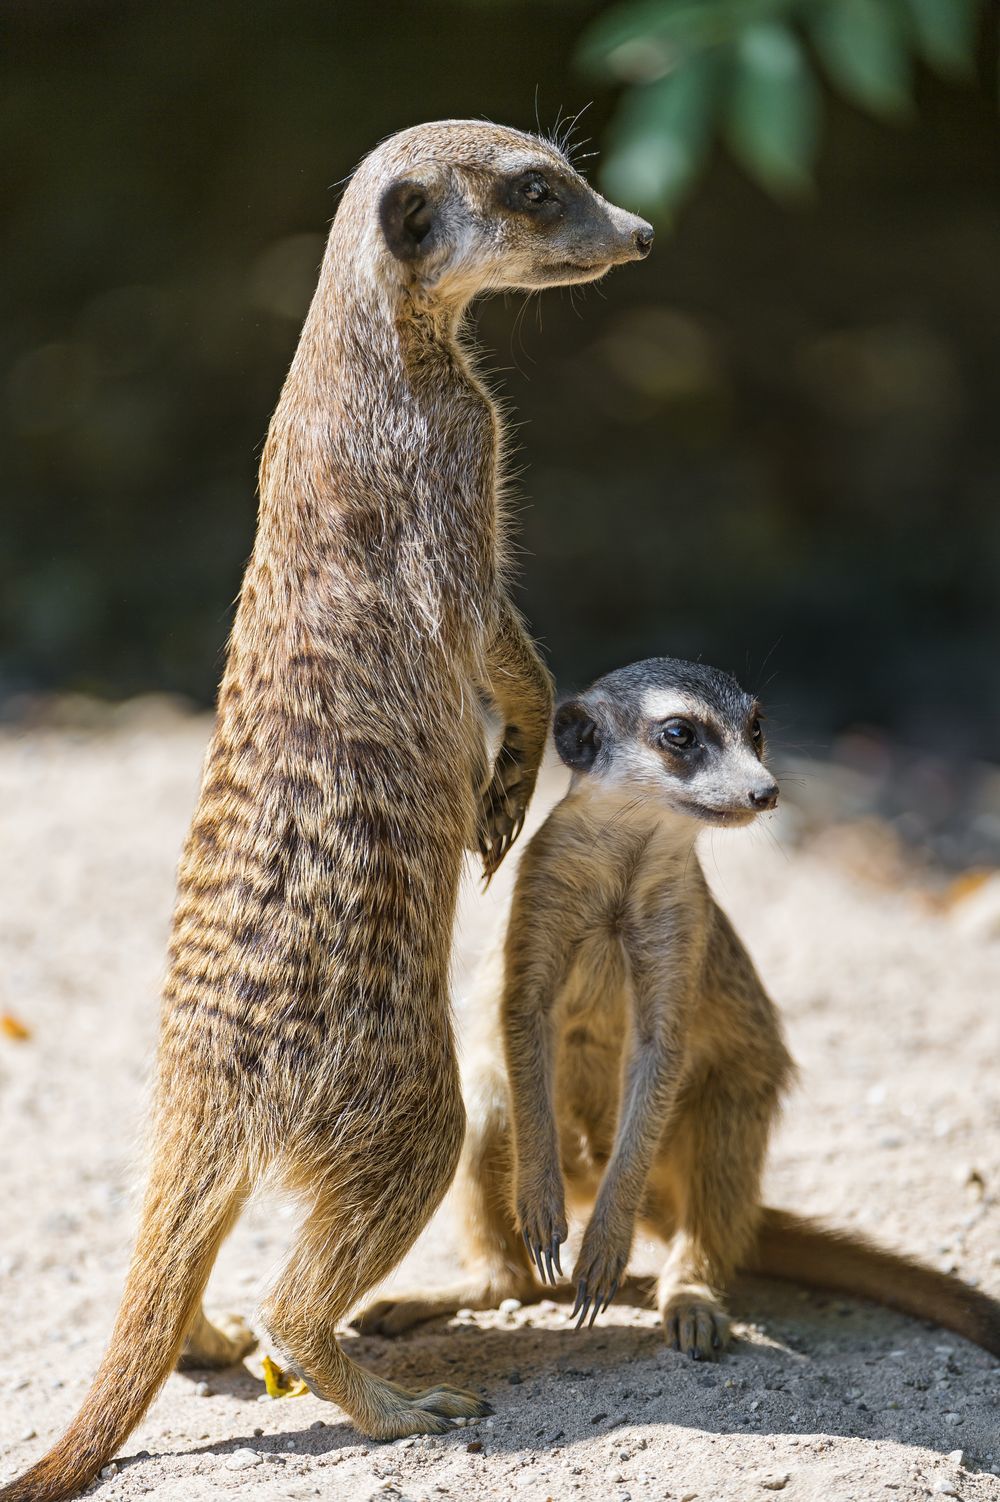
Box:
[942,868,995,909]
[261,1354,308,1399]
[1,1013,31,1042]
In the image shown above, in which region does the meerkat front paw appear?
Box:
[571,1217,631,1328]
[660,1287,731,1361]
[478,734,534,880]
[515,1177,567,1287]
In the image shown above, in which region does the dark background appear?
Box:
[4,0,999,760]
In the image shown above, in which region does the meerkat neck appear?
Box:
[255,235,484,554]
[569,783,702,856]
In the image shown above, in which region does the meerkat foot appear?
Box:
[340,1375,491,1439]
[660,1288,731,1362]
[178,1307,257,1370]
[354,1274,536,1336]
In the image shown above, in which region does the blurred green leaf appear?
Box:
[904,0,979,77]
[576,0,791,82]
[725,21,820,196]
[600,51,721,212]
[810,0,913,118]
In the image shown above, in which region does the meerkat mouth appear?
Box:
[537,260,614,286]
[677,799,758,828]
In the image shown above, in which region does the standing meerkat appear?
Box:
[358,658,1000,1359]
[1,123,653,1502]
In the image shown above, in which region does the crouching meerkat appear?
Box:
[0,124,654,1502]
[358,657,1000,1359]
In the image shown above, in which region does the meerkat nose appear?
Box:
[632,223,654,258]
[748,783,779,811]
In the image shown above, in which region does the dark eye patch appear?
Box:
[499,168,565,220]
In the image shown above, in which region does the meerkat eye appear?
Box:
[751,716,764,748]
[658,719,696,751]
[520,173,551,205]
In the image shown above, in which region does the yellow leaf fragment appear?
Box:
[943,868,995,910]
[1,1013,31,1042]
[261,1354,308,1399]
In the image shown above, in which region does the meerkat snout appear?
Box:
[632,223,655,258]
[554,656,778,828]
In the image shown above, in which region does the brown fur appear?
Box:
[0,122,653,1502]
[357,664,1000,1361]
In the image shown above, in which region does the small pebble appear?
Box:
[931,1482,959,1497]
[944,1413,962,1426]
[193,1380,212,1398]
[466,1440,483,1454]
[225,1448,263,1471]
[760,1477,789,1492]
[100,1464,118,1479]
[946,1450,963,1466]
[19,1429,36,1442]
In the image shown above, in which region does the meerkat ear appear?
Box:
[553,701,601,773]
[379,178,436,261]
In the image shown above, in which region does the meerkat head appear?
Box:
[345,119,653,302]
[553,657,779,828]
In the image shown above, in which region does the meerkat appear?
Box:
[357,657,1000,1360]
[0,124,654,1502]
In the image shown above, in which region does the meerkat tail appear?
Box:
[0,1152,246,1502]
[748,1206,1000,1356]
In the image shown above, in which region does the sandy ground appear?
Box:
[0,705,998,1502]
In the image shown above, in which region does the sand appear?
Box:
[0,705,998,1502]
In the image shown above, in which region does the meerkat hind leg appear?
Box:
[355,1088,536,1338]
[639,1196,730,1360]
[354,1272,532,1338]
[656,1233,733,1362]
[178,1305,257,1370]
[263,1180,490,1436]
[646,1077,772,1361]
